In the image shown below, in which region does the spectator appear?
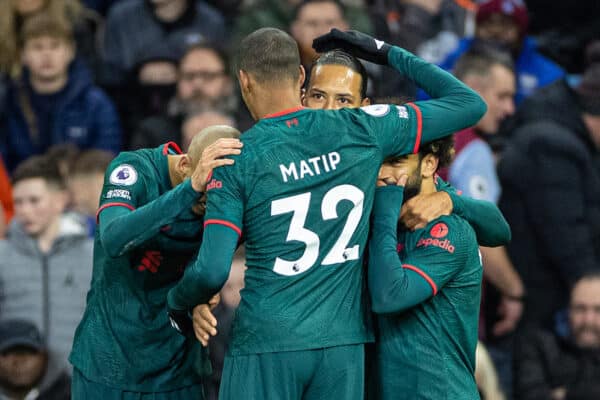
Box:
[438,0,565,104]
[67,149,114,236]
[497,40,600,330]
[514,273,600,400]
[0,14,121,172]
[102,0,225,87]
[130,43,234,150]
[181,109,236,151]
[0,155,93,374]
[120,44,180,144]
[0,157,13,239]
[371,0,477,61]
[232,0,373,49]
[0,0,104,81]
[0,319,70,400]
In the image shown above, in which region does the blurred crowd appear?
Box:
[0,0,599,399]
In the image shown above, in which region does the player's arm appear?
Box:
[313,29,487,151]
[97,163,201,258]
[368,185,471,314]
[400,178,511,247]
[167,159,244,323]
[437,178,511,247]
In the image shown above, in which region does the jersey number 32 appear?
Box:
[271,184,364,276]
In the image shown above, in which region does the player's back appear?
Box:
[206,106,419,355]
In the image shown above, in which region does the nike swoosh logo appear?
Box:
[375,39,385,50]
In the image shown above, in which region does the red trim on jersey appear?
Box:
[206,170,213,183]
[163,142,183,155]
[262,106,305,120]
[406,103,422,154]
[204,219,242,236]
[96,202,136,223]
[403,264,438,296]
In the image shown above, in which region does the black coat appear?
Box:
[514,329,600,400]
[498,80,600,329]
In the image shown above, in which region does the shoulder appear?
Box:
[105,150,150,183]
[416,214,477,253]
[106,0,143,19]
[195,1,224,20]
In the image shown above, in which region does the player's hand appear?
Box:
[168,308,194,338]
[191,138,243,192]
[492,295,523,337]
[192,299,219,347]
[400,191,452,230]
[313,29,391,65]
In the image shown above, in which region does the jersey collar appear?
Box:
[162,142,183,155]
[262,106,305,120]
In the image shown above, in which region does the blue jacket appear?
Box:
[1,60,121,171]
[439,37,565,104]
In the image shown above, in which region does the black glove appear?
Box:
[312,29,392,65]
[168,308,194,338]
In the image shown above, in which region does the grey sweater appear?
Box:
[0,215,93,373]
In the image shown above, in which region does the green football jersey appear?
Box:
[70,143,208,392]
[375,215,482,400]
[203,105,420,355]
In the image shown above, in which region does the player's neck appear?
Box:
[252,88,303,120]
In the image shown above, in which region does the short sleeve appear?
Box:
[402,217,476,294]
[97,155,147,217]
[358,104,420,158]
[449,141,500,203]
[203,157,244,236]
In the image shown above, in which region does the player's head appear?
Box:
[379,136,454,201]
[12,155,68,237]
[454,45,515,135]
[181,109,236,152]
[236,28,304,119]
[303,49,370,109]
[569,272,600,349]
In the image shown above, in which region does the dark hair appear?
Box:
[293,0,346,21]
[385,135,455,171]
[237,28,300,84]
[12,155,65,189]
[453,44,514,81]
[310,49,368,99]
[20,13,74,47]
[180,42,229,75]
[576,40,600,115]
[71,150,114,175]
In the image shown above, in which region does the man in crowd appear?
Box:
[369,135,482,399]
[439,0,564,104]
[167,27,486,399]
[131,43,235,150]
[1,14,121,171]
[0,155,93,375]
[102,0,225,87]
[498,40,600,330]
[69,129,242,399]
[514,273,600,400]
[0,319,71,400]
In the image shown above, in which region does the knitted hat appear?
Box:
[576,41,600,115]
[476,0,529,38]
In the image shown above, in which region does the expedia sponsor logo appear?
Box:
[206,178,223,191]
[416,238,455,253]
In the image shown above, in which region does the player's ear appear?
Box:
[178,154,193,177]
[298,65,306,89]
[361,97,371,106]
[238,70,250,92]
[421,154,439,178]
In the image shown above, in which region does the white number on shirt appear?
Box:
[270,184,364,276]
